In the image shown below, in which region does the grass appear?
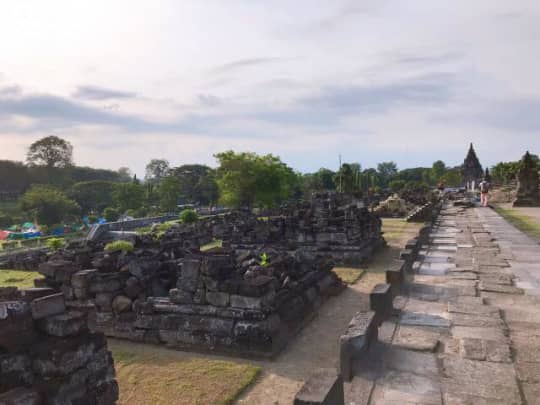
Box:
[333,267,365,284]
[0,269,43,288]
[110,342,261,405]
[200,239,223,251]
[494,206,540,241]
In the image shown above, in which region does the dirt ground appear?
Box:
[234,219,421,405]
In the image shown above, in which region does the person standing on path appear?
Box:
[479,177,490,207]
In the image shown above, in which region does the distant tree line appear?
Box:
[3,135,537,230]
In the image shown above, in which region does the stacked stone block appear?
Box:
[0,287,118,405]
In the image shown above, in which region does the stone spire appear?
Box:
[513,151,540,206]
[462,143,483,188]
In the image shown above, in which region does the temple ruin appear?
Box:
[461,143,483,190]
[514,151,540,206]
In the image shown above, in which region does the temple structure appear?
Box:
[461,143,483,190]
[513,151,540,206]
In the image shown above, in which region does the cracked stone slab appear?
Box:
[448,302,500,316]
[401,312,451,328]
[441,357,520,404]
[479,282,524,295]
[450,312,503,328]
[394,325,442,352]
[451,326,508,342]
[370,371,442,405]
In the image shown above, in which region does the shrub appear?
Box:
[87,215,98,224]
[103,207,119,222]
[134,207,148,218]
[104,240,134,253]
[260,252,269,267]
[179,209,199,223]
[46,237,65,251]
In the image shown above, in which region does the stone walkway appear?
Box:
[348,203,540,404]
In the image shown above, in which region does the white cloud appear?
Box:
[1,0,540,175]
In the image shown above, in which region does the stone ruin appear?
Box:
[0,287,118,404]
[461,142,483,190]
[513,151,540,207]
[374,194,412,218]
[28,192,383,358]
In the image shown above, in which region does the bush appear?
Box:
[87,215,98,224]
[103,207,119,222]
[46,237,65,251]
[134,207,148,218]
[104,240,134,253]
[179,209,199,223]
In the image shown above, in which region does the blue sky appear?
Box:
[1,0,539,176]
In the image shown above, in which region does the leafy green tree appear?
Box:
[70,180,116,213]
[145,159,170,184]
[491,161,521,185]
[431,160,446,183]
[169,164,219,205]
[214,151,298,208]
[26,135,73,168]
[377,161,398,186]
[159,175,182,212]
[19,185,80,226]
[113,182,144,212]
[389,180,406,193]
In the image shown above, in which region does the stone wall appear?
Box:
[0,287,118,404]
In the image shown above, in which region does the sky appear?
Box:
[1,0,540,177]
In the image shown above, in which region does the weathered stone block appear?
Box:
[177,259,201,292]
[294,368,344,405]
[71,269,98,289]
[370,283,393,324]
[206,291,230,307]
[30,293,65,320]
[340,311,376,381]
[169,288,194,304]
[36,311,86,337]
[112,295,132,314]
[95,292,114,312]
[128,258,160,280]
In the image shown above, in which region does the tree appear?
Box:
[159,175,182,212]
[19,185,80,226]
[112,182,144,212]
[431,160,446,184]
[117,167,133,181]
[145,159,170,184]
[333,163,361,193]
[376,161,398,186]
[169,164,219,205]
[26,135,73,168]
[214,151,298,208]
[70,181,116,213]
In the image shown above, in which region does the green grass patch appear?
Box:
[494,206,540,241]
[110,343,261,405]
[200,239,223,252]
[333,267,365,284]
[0,270,43,288]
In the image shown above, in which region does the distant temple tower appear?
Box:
[461,143,483,190]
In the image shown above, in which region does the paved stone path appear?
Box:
[348,204,540,404]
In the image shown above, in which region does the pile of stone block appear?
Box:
[0,287,118,404]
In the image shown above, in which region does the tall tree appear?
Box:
[431,160,446,183]
[376,161,398,186]
[27,135,73,168]
[70,181,116,213]
[169,164,219,205]
[145,159,170,184]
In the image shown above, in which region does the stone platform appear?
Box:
[342,203,540,404]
